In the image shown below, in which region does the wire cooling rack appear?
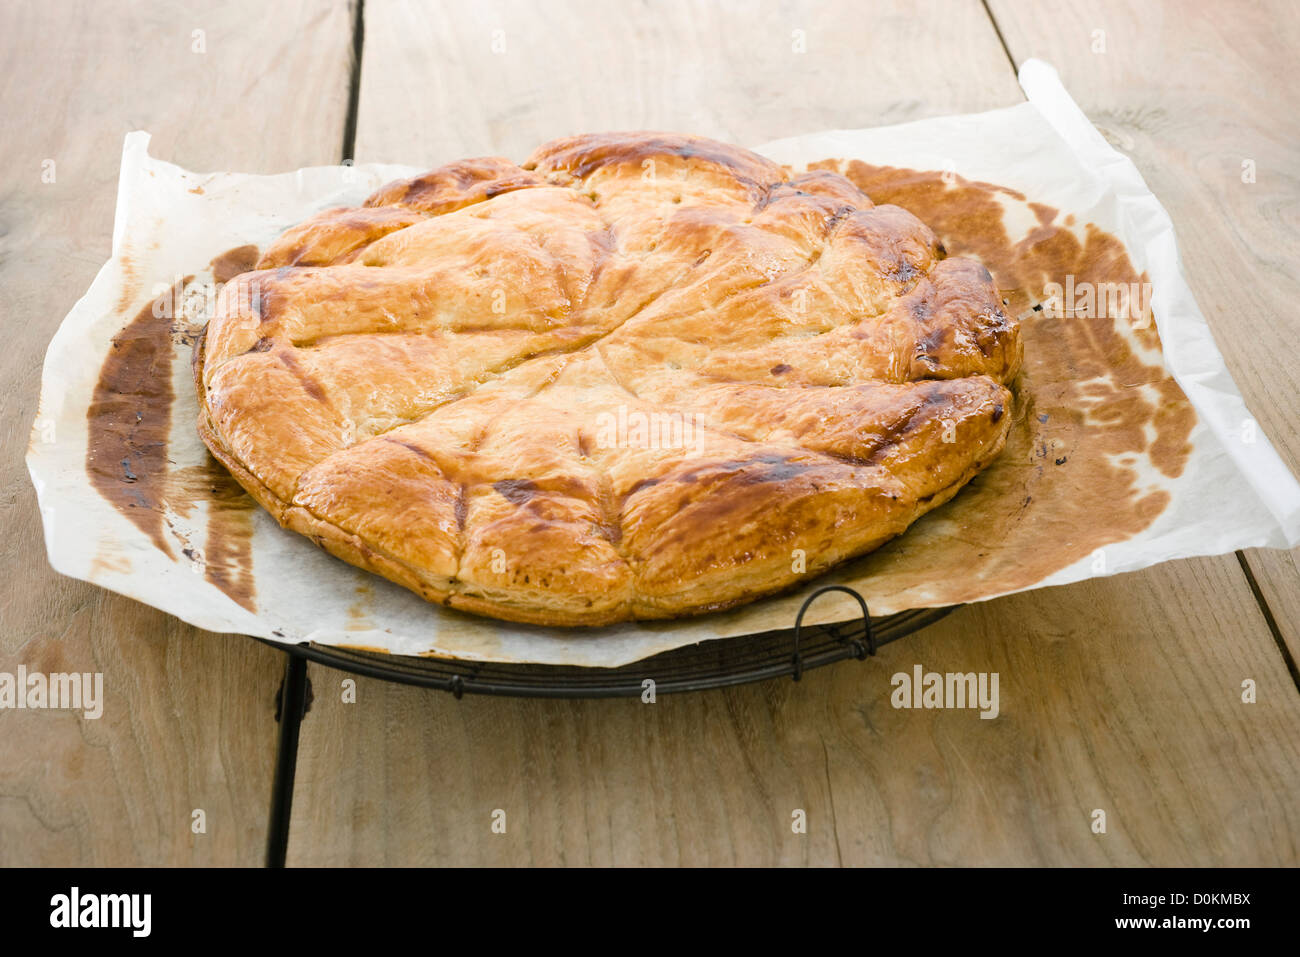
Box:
[257,585,957,865]
[268,587,955,697]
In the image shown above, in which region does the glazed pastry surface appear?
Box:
[196,132,1022,625]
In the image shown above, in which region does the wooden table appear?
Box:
[3,0,1297,866]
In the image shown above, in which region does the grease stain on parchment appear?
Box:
[210,244,259,284]
[803,160,1197,608]
[86,279,187,558]
[86,248,261,612]
[346,581,374,631]
[167,462,258,612]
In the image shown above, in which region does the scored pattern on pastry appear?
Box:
[196,133,1022,625]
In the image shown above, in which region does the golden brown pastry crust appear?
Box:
[195,132,1022,626]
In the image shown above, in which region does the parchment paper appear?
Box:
[26,60,1300,666]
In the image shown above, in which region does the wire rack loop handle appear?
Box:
[792,585,876,681]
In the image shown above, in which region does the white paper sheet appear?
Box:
[27,60,1300,666]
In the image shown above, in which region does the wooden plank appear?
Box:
[986,0,1300,674]
[351,0,1024,162]
[289,559,1300,865]
[285,0,1300,865]
[0,0,357,865]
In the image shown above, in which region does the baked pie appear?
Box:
[195,133,1022,626]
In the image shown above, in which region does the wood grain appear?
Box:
[285,0,1300,865]
[0,0,356,865]
[987,0,1300,670]
[352,0,1024,163]
[288,559,1300,866]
